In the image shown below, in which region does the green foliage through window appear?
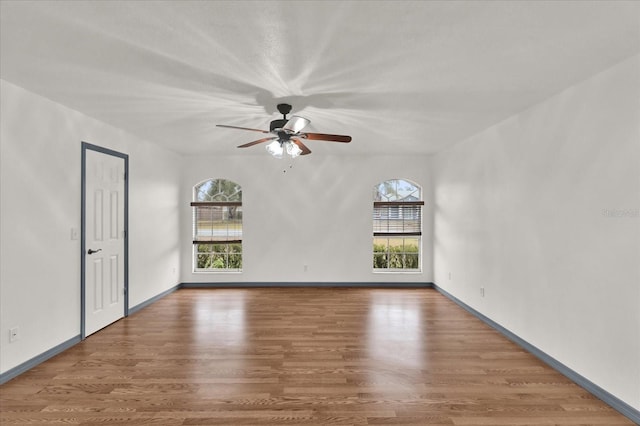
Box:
[373,237,419,269]
[195,244,242,270]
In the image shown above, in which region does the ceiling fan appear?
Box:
[216,103,352,158]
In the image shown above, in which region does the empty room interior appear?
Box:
[0,1,639,425]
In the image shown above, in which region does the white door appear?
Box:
[85,149,125,336]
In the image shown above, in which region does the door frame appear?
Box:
[81,142,129,339]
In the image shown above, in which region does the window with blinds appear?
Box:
[191,202,242,244]
[373,201,423,236]
[373,179,422,271]
[192,179,242,271]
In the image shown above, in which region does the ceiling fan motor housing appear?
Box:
[270,103,293,131]
[276,103,292,116]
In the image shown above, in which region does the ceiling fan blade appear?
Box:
[283,116,310,133]
[302,133,352,143]
[291,138,312,156]
[217,124,270,134]
[237,136,277,148]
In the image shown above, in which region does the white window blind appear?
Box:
[373,201,423,236]
[191,202,242,244]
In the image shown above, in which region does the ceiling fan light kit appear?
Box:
[264,139,304,159]
[216,103,352,158]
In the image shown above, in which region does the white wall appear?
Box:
[6,53,635,412]
[433,55,640,410]
[181,154,433,283]
[0,80,182,374]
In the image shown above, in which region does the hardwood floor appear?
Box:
[0,288,633,425]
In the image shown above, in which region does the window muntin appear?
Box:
[373,179,422,271]
[192,179,242,272]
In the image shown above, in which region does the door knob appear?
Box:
[87,248,102,255]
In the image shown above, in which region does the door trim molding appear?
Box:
[81,142,129,339]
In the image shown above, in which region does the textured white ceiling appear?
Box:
[1,1,638,156]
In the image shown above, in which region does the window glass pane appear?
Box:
[195,179,242,202]
[197,244,213,253]
[373,253,387,269]
[388,237,405,250]
[228,253,242,269]
[196,253,210,269]
[404,253,419,269]
[211,252,226,269]
[403,237,419,251]
[373,179,420,202]
[373,237,388,249]
[373,237,387,269]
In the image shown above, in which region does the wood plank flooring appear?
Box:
[0,288,633,425]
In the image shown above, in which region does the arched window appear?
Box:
[373,179,422,271]
[191,179,242,271]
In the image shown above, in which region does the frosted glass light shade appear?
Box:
[286,141,302,158]
[266,141,283,158]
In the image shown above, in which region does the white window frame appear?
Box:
[373,179,423,273]
[192,179,242,273]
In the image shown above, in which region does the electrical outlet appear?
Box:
[9,327,19,342]
[303,264,309,272]
[448,272,452,280]
[480,287,485,297]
